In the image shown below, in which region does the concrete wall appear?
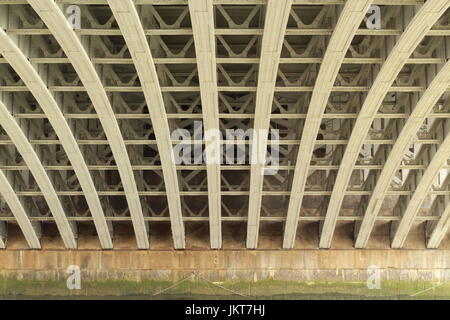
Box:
[0,249,448,282]
[0,222,448,282]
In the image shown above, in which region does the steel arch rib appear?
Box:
[0,169,41,248]
[282,0,373,249]
[28,0,149,249]
[0,100,76,248]
[427,191,450,248]
[355,60,450,249]
[188,0,222,249]
[320,0,450,249]
[246,0,292,249]
[390,133,450,248]
[0,29,113,249]
[108,0,185,249]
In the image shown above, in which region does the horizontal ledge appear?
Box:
[11,112,450,120]
[0,139,441,145]
[5,27,442,36]
[0,86,432,93]
[0,216,438,222]
[11,190,450,196]
[0,58,444,65]
[0,164,443,171]
[0,0,423,5]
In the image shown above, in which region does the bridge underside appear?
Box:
[0,0,449,251]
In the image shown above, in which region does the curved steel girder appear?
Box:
[0,28,113,249]
[108,0,185,249]
[28,0,149,248]
[427,196,450,248]
[283,0,373,249]
[356,60,450,249]
[188,0,222,249]
[246,0,293,249]
[391,134,450,248]
[321,0,450,249]
[0,169,41,249]
[0,99,77,248]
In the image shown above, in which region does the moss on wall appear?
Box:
[0,277,449,299]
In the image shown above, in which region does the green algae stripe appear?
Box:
[0,278,448,299]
